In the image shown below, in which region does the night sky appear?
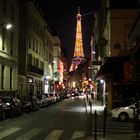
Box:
[37,0,99,69]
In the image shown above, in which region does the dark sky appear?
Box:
[37,0,99,68]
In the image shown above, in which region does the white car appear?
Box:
[111,101,140,121]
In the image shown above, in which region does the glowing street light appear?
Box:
[92,51,96,54]
[5,23,12,29]
[0,23,12,29]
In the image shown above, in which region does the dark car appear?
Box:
[1,96,22,118]
[28,95,39,111]
[71,91,79,97]
[36,94,49,107]
[21,96,32,112]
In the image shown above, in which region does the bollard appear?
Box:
[133,107,136,133]
[89,100,92,115]
[84,97,88,115]
[103,107,107,137]
[84,102,88,115]
[136,100,139,138]
[94,110,97,140]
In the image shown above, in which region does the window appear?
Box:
[36,40,38,53]
[10,67,13,89]
[33,38,35,51]
[29,34,31,48]
[3,0,7,13]
[1,65,5,89]
[36,58,39,67]
[2,28,6,51]
[11,4,14,20]
[10,32,14,54]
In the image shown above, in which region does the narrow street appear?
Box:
[0,97,135,140]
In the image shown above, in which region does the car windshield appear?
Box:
[49,94,53,97]
[36,95,42,99]
[44,94,49,97]
[2,97,13,103]
[130,101,140,108]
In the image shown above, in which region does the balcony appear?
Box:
[27,65,44,75]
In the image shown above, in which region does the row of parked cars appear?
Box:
[0,93,65,120]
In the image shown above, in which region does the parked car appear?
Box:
[44,94,52,105]
[21,96,32,112]
[59,91,67,100]
[55,94,61,102]
[36,94,49,107]
[48,93,57,103]
[1,96,22,117]
[71,91,79,97]
[111,101,140,121]
[0,98,6,120]
[28,95,39,111]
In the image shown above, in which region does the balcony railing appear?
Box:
[27,65,44,75]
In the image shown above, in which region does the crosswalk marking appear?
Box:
[71,131,85,140]
[15,128,42,140]
[0,125,134,140]
[0,127,21,139]
[43,130,63,140]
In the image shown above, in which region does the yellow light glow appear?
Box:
[70,8,84,71]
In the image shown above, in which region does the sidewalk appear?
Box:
[85,99,104,115]
[88,134,140,140]
[86,134,140,140]
[85,99,140,140]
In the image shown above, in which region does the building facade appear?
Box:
[18,0,45,96]
[0,0,19,96]
[44,26,55,94]
[53,36,65,92]
[92,0,140,110]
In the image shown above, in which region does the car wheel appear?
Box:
[118,112,129,121]
[10,110,14,118]
[1,112,6,120]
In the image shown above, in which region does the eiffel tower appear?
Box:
[69,7,85,72]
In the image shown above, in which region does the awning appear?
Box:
[94,56,130,80]
[114,81,140,93]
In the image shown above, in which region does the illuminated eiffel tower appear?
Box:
[69,7,85,72]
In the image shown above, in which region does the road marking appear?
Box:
[0,127,21,139]
[43,130,63,140]
[71,131,85,140]
[15,128,41,140]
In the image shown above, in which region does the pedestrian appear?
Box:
[88,95,92,115]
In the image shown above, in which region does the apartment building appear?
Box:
[18,0,45,96]
[44,26,55,94]
[0,0,19,96]
[92,0,140,110]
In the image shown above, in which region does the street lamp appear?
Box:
[0,23,12,29]
[5,23,12,29]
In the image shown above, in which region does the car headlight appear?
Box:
[125,107,129,110]
[6,103,10,106]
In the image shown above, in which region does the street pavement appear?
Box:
[0,97,139,140]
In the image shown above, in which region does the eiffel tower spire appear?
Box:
[69,7,84,72]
